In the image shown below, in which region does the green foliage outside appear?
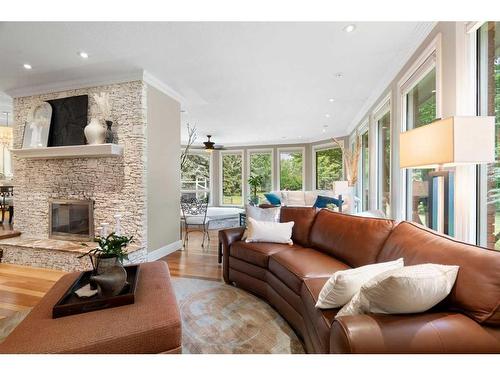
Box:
[280,151,303,191]
[222,153,243,205]
[315,148,343,190]
[249,153,272,201]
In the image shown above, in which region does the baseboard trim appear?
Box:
[148,240,182,261]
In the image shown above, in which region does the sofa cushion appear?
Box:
[301,278,339,353]
[378,221,500,326]
[230,241,299,268]
[282,191,306,206]
[309,209,394,267]
[280,206,318,247]
[269,247,350,294]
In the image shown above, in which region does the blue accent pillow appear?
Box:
[313,195,343,209]
[264,193,281,205]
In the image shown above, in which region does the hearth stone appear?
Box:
[0,237,147,272]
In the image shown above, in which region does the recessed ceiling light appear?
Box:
[329,98,335,102]
[23,64,32,70]
[334,73,343,79]
[78,51,89,59]
[325,114,331,118]
[322,125,329,133]
[343,24,356,33]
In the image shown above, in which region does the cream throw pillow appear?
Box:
[282,191,306,206]
[336,263,459,318]
[315,258,404,309]
[245,217,294,245]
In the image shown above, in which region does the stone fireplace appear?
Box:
[0,80,150,271]
[49,199,94,241]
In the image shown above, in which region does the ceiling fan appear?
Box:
[203,135,224,151]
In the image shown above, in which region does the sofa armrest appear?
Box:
[219,227,245,283]
[330,312,500,353]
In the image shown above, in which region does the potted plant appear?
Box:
[79,233,134,297]
[248,175,264,205]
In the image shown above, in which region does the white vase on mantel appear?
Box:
[84,118,106,145]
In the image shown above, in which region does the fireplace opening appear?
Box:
[49,199,94,241]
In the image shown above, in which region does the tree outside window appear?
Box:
[222,153,243,205]
[279,150,303,191]
[315,147,343,190]
[249,152,272,199]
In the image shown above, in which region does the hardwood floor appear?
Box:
[163,230,223,281]
[0,263,66,320]
[0,228,223,322]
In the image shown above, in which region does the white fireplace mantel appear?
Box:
[11,144,124,160]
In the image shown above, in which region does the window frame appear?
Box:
[312,141,344,191]
[219,149,245,207]
[397,34,442,221]
[180,148,213,205]
[277,146,306,191]
[373,95,392,216]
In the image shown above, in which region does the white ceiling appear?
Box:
[0,22,433,145]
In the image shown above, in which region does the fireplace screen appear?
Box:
[49,199,94,241]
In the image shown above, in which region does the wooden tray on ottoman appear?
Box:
[52,264,140,319]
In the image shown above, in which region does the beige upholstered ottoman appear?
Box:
[0,261,182,354]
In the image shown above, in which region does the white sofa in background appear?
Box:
[265,190,350,212]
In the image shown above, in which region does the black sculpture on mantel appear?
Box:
[105,120,115,144]
[47,95,88,147]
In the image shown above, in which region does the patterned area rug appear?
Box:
[0,277,305,353]
[172,277,305,354]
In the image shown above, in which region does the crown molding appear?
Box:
[142,70,185,105]
[5,70,146,98]
[345,21,436,135]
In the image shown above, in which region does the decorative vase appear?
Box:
[90,256,127,297]
[105,120,114,143]
[84,118,106,145]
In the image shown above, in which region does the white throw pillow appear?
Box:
[304,191,318,206]
[315,258,404,309]
[283,191,306,206]
[245,217,294,245]
[245,204,280,222]
[336,263,459,318]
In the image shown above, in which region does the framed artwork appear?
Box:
[22,102,52,148]
[47,95,88,146]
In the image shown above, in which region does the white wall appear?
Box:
[147,85,181,254]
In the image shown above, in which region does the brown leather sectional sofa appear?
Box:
[219,207,500,353]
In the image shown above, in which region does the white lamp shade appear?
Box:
[400,116,495,169]
[332,180,349,195]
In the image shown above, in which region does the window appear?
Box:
[377,111,391,217]
[279,149,304,190]
[477,22,500,249]
[221,151,243,206]
[314,145,343,190]
[404,67,437,226]
[181,151,211,201]
[248,150,273,200]
[361,131,369,211]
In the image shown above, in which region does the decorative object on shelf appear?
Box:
[47,95,88,146]
[78,232,134,298]
[332,135,360,187]
[248,175,264,205]
[180,123,197,170]
[84,117,106,145]
[99,222,109,237]
[22,102,52,148]
[105,120,114,143]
